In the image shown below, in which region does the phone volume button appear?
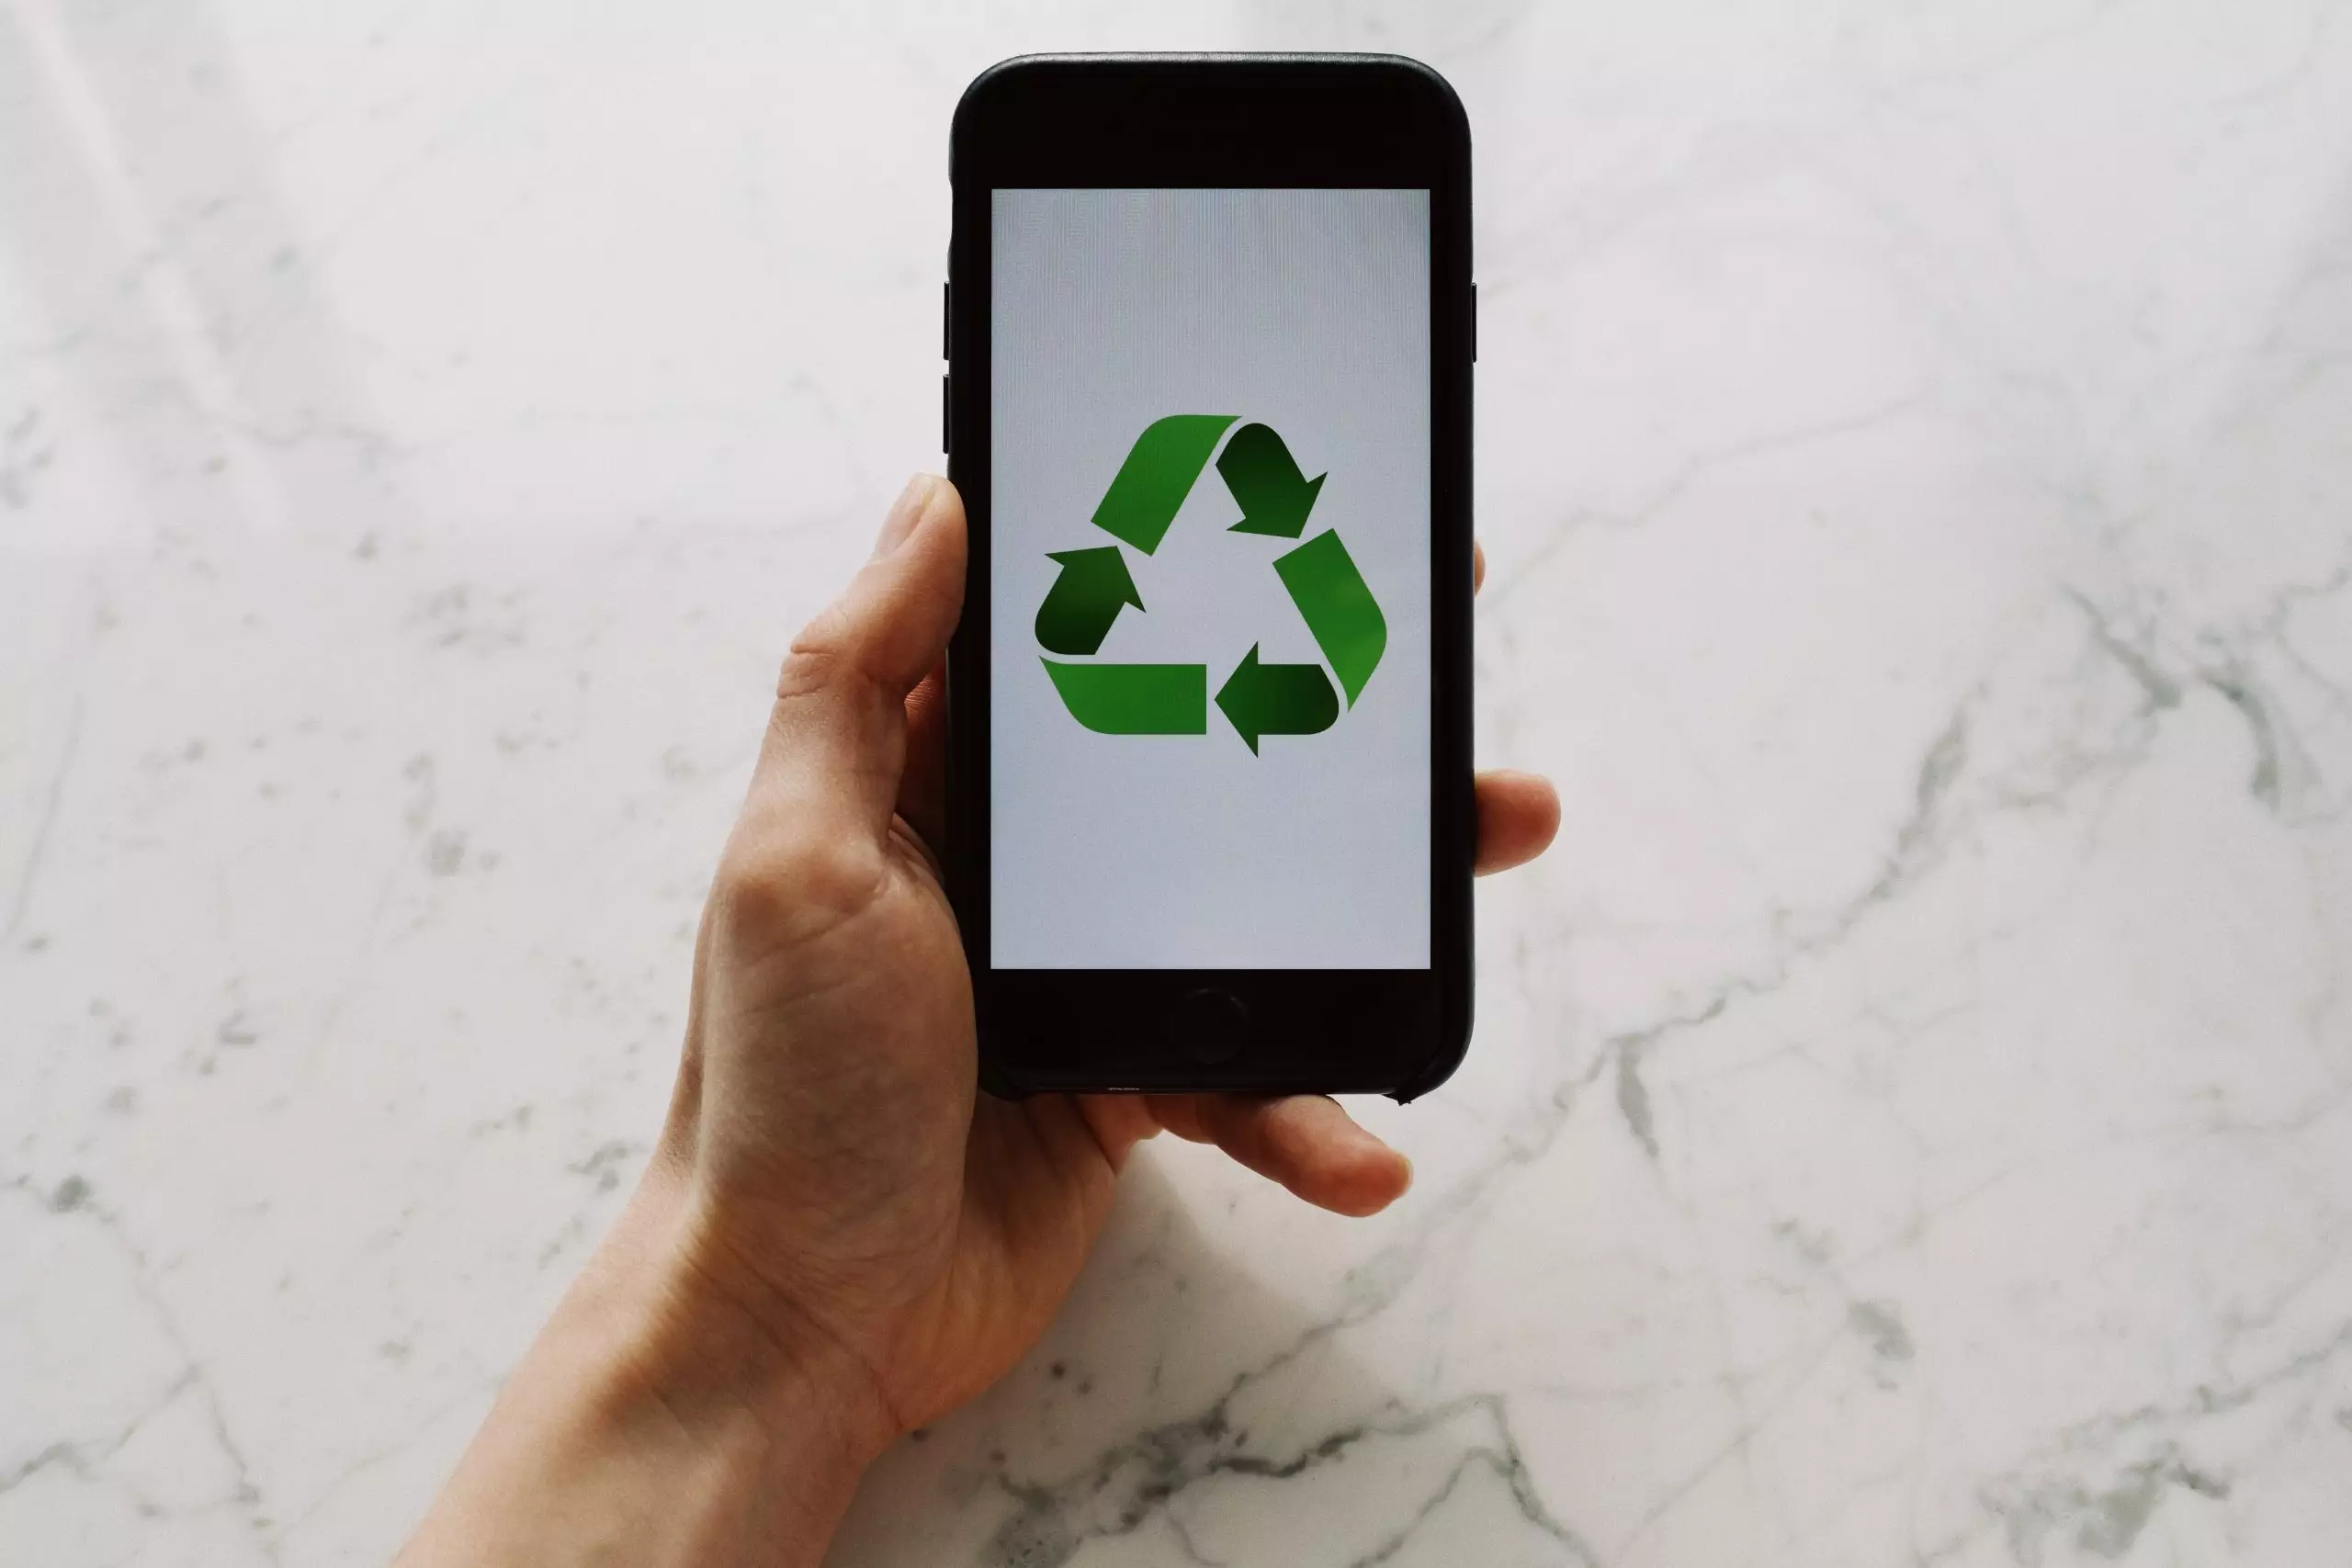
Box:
[941,372,952,455]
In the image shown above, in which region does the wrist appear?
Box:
[399,1163,892,1568]
[612,1161,904,1466]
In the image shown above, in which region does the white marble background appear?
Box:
[5,3,2350,1564]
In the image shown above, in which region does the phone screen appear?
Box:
[989,188,1432,971]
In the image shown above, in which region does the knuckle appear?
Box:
[776,602,867,703]
[712,828,887,949]
[775,643,843,705]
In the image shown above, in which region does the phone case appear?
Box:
[946,54,1476,1100]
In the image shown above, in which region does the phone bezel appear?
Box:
[945,53,1475,1100]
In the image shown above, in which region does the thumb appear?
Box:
[744,475,967,855]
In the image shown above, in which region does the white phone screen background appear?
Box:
[989,188,1430,970]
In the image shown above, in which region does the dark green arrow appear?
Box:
[1217,423,1326,538]
[1274,530,1386,706]
[1042,660,1206,734]
[1091,414,1237,555]
[1215,644,1339,754]
[1034,547,1144,655]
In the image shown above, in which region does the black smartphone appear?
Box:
[944,53,1474,1100]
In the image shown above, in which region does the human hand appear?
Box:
[398,475,1556,1567]
[665,474,1556,1440]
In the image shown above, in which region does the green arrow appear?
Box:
[1091,414,1237,555]
[1215,644,1339,754]
[1042,660,1206,734]
[1273,530,1386,706]
[1217,423,1326,538]
[1034,547,1144,655]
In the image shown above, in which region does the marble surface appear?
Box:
[6,3,2352,1563]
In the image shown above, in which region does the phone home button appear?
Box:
[1171,987,1249,1065]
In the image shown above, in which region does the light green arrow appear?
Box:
[1091,414,1237,555]
[1273,530,1386,706]
[1041,660,1206,734]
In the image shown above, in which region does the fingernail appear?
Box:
[874,474,936,558]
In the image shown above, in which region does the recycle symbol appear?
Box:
[1035,415,1387,753]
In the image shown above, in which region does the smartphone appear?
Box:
[944,54,1474,1100]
